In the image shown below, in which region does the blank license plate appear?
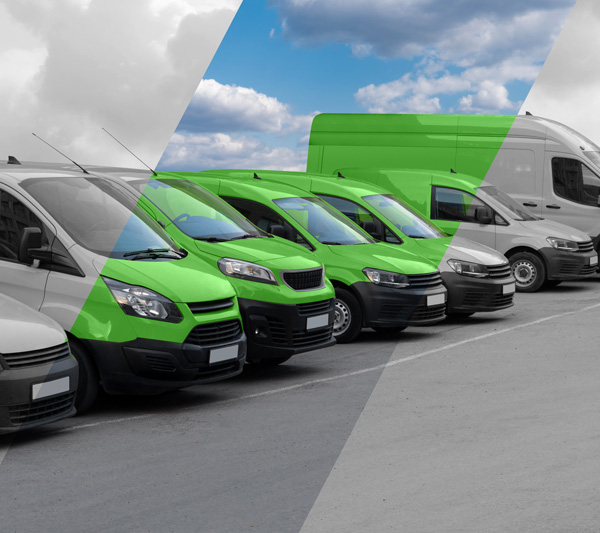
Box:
[209,345,238,364]
[503,282,516,294]
[427,293,445,307]
[307,314,329,330]
[32,376,70,401]
[591,255,598,266]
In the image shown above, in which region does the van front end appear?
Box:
[539,239,598,282]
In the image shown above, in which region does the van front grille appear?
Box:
[8,392,75,426]
[378,303,446,323]
[407,271,443,289]
[188,299,234,313]
[185,319,242,347]
[487,264,512,279]
[577,240,595,253]
[297,299,333,316]
[462,291,514,309]
[2,343,71,369]
[269,320,333,347]
[282,268,324,290]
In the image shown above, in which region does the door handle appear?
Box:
[523,202,537,207]
[546,204,561,209]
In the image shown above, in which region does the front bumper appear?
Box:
[442,271,515,313]
[540,247,598,280]
[352,282,447,328]
[84,323,247,395]
[239,298,335,362]
[0,354,78,433]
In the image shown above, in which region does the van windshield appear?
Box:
[129,178,264,242]
[21,177,181,259]
[478,186,541,221]
[274,197,374,245]
[363,194,444,238]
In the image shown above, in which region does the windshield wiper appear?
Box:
[229,233,263,241]
[123,248,181,259]
[194,236,230,242]
[321,241,344,245]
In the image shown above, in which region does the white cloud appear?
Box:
[0,0,241,167]
[160,132,307,171]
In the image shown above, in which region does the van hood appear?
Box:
[195,236,322,272]
[95,255,236,303]
[517,218,591,242]
[0,294,67,353]
[328,242,438,275]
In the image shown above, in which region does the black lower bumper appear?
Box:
[541,247,598,280]
[442,271,515,313]
[352,282,447,328]
[0,356,78,433]
[239,298,335,362]
[84,331,247,395]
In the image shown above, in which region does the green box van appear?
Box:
[176,170,448,343]
[93,168,336,365]
[0,161,247,412]
[245,170,516,316]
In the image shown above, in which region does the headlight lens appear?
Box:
[103,277,183,323]
[447,259,490,278]
[218,258,278,285]
[363,268,410,288]
[546,237,579,252]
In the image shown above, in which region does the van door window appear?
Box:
[432,187,494,224]
[0,189,48,263]
[222,196,313,249]
[552,157,600,207]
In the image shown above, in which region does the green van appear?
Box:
[174,170,448,343]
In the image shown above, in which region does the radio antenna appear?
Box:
[102,127,157,176]
[32,133,89,174]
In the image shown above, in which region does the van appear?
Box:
[248,170,516,315]
[88,167,336,366]
[0,160,246,412]
[307,113,600,251]
[178,170,448,343]
[0,293,78,432]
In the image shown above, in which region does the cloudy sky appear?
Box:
[0,0,241,167]
[158,0,577,172]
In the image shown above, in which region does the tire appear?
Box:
[333,288,363,343]
[509,251,546,293]
[247,356,292,367]
[69,339,100,414]
[372,326,407,334]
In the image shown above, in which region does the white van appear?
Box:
[0,293,78,432]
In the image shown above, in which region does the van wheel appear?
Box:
[69,340,100,414]
[509,252,546,293]
[333,288,363,343]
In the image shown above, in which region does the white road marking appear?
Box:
[10,301,600,442]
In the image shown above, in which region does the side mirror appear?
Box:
[18,227,52,264]
[474,206,493,225]
[270,224,286,238]
[360,220,382,239]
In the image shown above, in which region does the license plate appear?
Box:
[32,376,70,401]
[502,282,516,295]
[590,255,598,266]
[427,293,446,307]
[209,345,238,364]
[307,314,329,330]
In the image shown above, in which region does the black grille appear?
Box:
[188,299,234,313]
[407,271,443,289]
[577,240,595,253]
[8,392,75,426]
[146,355,177,373]
[378,303,446,323]
[2,343,71,369]
[462,291,514,309]
[185,319,242,347]
[487,264,512,279]
[558,262,597,276]
[282,268,323,290]
[297,299,333,316]
[269,320,333,347]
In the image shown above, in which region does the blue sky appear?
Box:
[158,0,576,172]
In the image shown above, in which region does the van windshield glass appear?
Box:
[129,178,263,241]
[363,194,444,238]
[21,177,180,259]
[478,186,541,221]
[274,197,374,245]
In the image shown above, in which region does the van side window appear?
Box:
[432,187,494,224]
[552,157,600,207]
[0,189,48,262]
[221,196,313,249]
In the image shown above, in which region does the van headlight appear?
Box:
[363,268,410,288]
[546,237,579,252]
[103,277,183,323]
[218,258,278,285]
[447,259,490,278]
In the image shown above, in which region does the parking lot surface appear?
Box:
[1,278,599,532]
